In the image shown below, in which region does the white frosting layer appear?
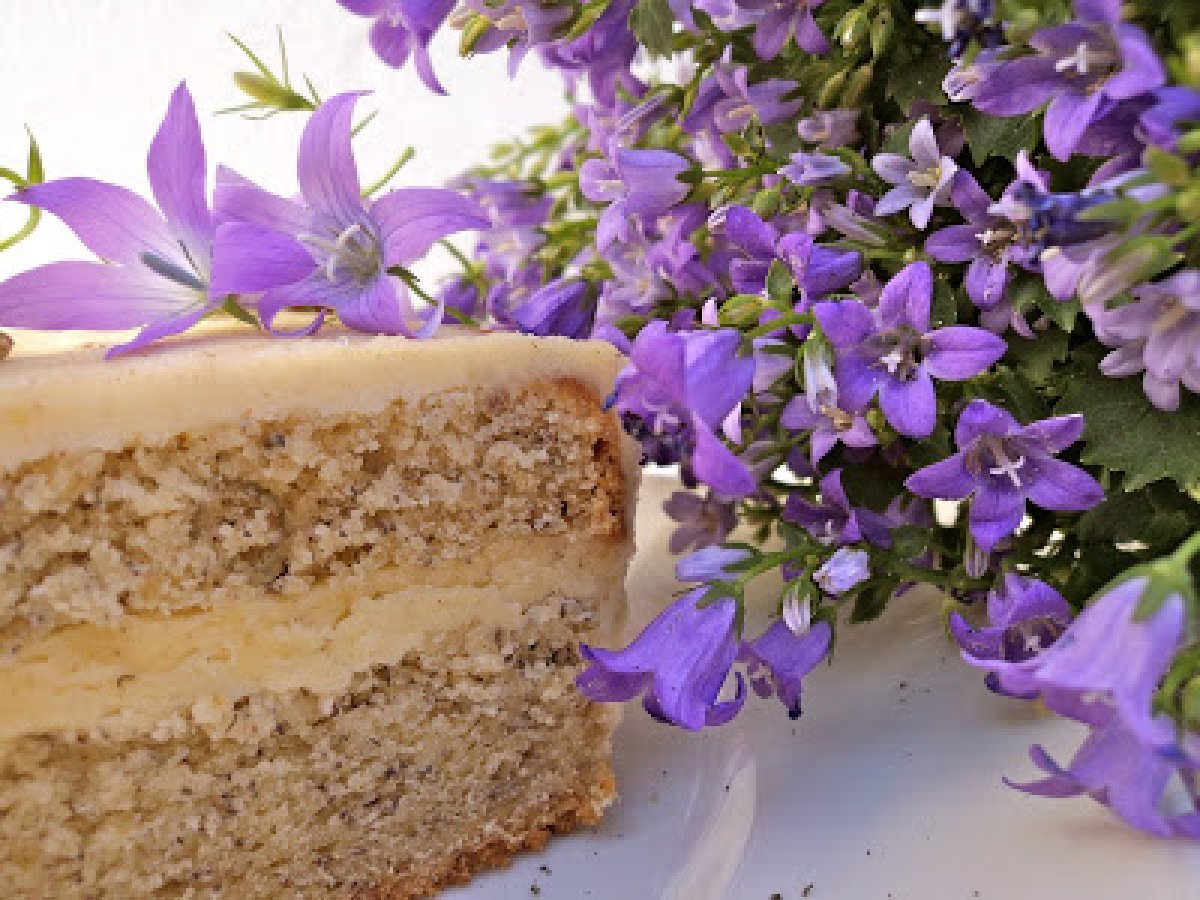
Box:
[0,324,626,471]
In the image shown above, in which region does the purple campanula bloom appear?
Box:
[537,0,640,107]
[337,0,454,94]
[925,171,1035,311]
[717,205,860,300]
[970,0,1165,161]
[0,84,228,357]
[1010,714,1200,839]
[814,547,870,595]
[740,0,830,60]
[712,67,804,134]
[949,574,1071,696]
[738,619,832,719]
[905,399,1104,552]
[872,118,958,230]
[814,262,1006,438]
[915,0,1002,58]
[780,153,850,187]
[1090,270,1200,412]
[664,490,739,554]
[612,321,756,497]
[1141,87,1200,152]
[781,340,876,466]
[579,148,691,249]
[784,469,891,547]
[435,274,482,319]
[512,277,596,339]
[676,546,751,582]
[944,46,1006,102]
[577,587,746,730]
[797,109,859,149]
[212,93,488,336]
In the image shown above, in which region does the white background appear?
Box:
[0,0,566,279]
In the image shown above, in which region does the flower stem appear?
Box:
[1172,532,1200,565]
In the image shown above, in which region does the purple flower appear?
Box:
[741,0,830,60]
[950,574,1071,695]
[1141,87,1200,152]
[944,47,1006,102]
[512,277,595,339]
[796,109,859,149]
[0,84,222,356]
[712,67,803,134]
[905,399,1104,552]
[738,619,832,719]
[814,262,1007,438]
[784,469,891,547]
[718,205,860,300]
[577,587,745,730]
[579,148,691,249]
[780,152,851,187]
[814,547,870,595]
[213,93,488,336]
[872,118,958,230]
[971,0,1166,161]
[1010,714,1200,839]
[337,0,454,94]
[925,172,1035,310]
[435,275,482,319]
[663,489,738,554]
[1092,270,1200,412]
[612,322,756,497]
[915,0,1002,58]
[781,340,876,466]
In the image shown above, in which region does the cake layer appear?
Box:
[0,539,627,741]
[0,591,620,898]
[0,357,634,645]
[0,327,624,470]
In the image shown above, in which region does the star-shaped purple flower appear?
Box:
[784,469,891,547]
[337,0,454,94]
[872,118,958,230]
[738,619,832,719]
[906,399,1104,552]
[577,587,746,730]
[814,262,1007,438]
[970,0,1166,161]
[579,148,691,249]
[213,92,488,336]
[0,84,224,356]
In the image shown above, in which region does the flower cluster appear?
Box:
[6,0,1200,842]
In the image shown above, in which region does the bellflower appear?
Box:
[781,342,876,466]
[814,548,870,595]
[740,0,830,60]
[780,153,850,187]
[663,489,738,554]
[213,93,488,336]
[1141,87,1200,152]
[718,205,860,300]
[611,322,757,497]
[925,172,1035,310]
[872,118,958,230]
[950,574,1071,696]
[796,108,859,149]
[977,576,1187,767]
[915,0,1001,58]
[512,277,596,339]
[577,587,746,730]
[676,546,751,582]
[1010,714,1200,839]
[1092,270,1200,412]
[905,399,1104,552]
[712,67,803,134]
[579,148,691,249]
[337,0,454,94]
[814,262,1007,438]
[0,84,223,356]
[738,619,832,719]
[970,0,1165,161]
[784,469,891,547]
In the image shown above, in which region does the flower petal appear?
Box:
[209,222,315,296]
[1024,457,1104,511]
[373,187,488,267]
[368,18,413,68]
[925,225,980,264]
[146,83,211,267]
[871,153,915,186]
[813,299,873,347]
[1043,90,1105,162]
[923,326,1007,380]
[905,452,976,500]
[297,92,368,222]
[691,420,756,498]
[879,368,937,438]
[878,261,932,332]
[722,205,777,257]
[336,274,442,338]
[213,165,310,232]
[954,398,1019,448]
[1019,413,1085,453]
[969,484,1025,551]
[106,303,219,358]
[15,178,176,267]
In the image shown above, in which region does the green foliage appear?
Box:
[960,108,1042,166]
[629,0,675,57]
[0,128,44,252]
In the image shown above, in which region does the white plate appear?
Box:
[450,474,1200,900]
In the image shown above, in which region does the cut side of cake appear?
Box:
[0,327,638,899]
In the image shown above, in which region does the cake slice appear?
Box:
[0,326,638,898]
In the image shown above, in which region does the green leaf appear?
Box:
[961,108,1041,166]
[931,279,957,327]
[766,259,794,309]
[1077,485,1193,550]
[25,128,43,184]
[848,581,890,623]
[629,0,674,57]
[886,44,950,109]
[1009,276,1078,331]
[1057,354,1200,490]
[1003,328,1068,386]
[566,0,612,40]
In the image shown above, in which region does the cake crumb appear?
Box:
[802,884,814,897]
[0,332,12,361]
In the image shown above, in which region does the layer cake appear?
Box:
[0,326,638,898]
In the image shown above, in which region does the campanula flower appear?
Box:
[738,619,832,719]
[337,0,454,94]
[872,118,958,230]
[905,399,1104,552]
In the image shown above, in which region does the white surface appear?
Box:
[450,474,1200,900]
[0,0,566,278]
